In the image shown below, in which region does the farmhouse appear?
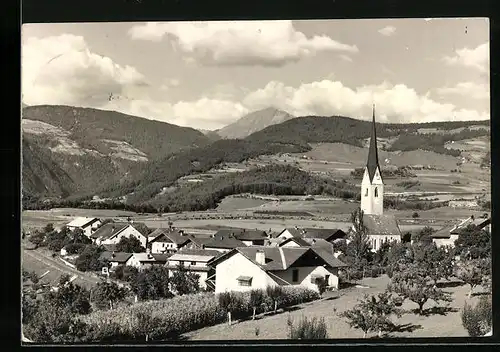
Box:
[359,105,402,251]
[432,215,491,248]
[66,217,102,237]
[90,222,148,248]
[99,251,133,268]
[213,229,268,246]
[277,227,347,243]
[148,228,191,254]
[126,250,171,271]
[165,249,220,290]
[208,246,347,293]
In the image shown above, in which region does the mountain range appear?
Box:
[21,104,490,209]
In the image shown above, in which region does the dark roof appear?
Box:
[279,237,310,247]
[102,243,118,252]
[90,223,129,240]
[203,234,246,249]
[432,226,455,239]
[280,228,346,241]
[450,217,491,234]
[214,229,267,241]
[148,228,168,240]
[151,253,171,262]
[99,251,132,263]
[363,214,401,237]
[210,246,347,271]
[176,248,222,257]
[366,105,381,183]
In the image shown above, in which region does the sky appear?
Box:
[21,18,490,130]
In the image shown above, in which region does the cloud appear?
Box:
[443,42,489,72]
[128,21,359,67]
[242,79,489,123]
[339,54,353,62]
[435,81,489,100]
[378,26,396,36]
[22,34,147,106]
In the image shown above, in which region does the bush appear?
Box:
[412,212,420,218]
[288,316,328,339]
[461,296,492,336]
[80,286,320,342]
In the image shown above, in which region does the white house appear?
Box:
[66,217,102,237]
[148,229,191,254]
[208,246,348,294]
[90,222,148,248]
[126,250,170,271]
[165,249,220,290]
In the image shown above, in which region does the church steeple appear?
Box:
[366,104,381,183]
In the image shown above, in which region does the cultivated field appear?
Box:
[183,275,483,340]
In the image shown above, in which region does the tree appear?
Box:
[461,295,492,337]
[44,223,55,234]
[90,281,128,310]
[29,230,46,248]
[249,289,265,320]
[411,226,434,246]
[454,225,491,260]
[315,277,328,297]
[69,228,92,245]
[130,266,172,301]
[388,263,452,314]
[455,258,491,297]
[75,244,106,272]
[266,285,284,314]
[115,236,145,253]
[169,263,200,295]
[347,209,372,268]
[218,291,242,326]
[46,276,92,315]
[341,292,402,338]
[111,265,139,283]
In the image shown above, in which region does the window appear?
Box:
[191,261,196,266]
[325,275,330,284]
[237,276,252,287]
[292,269,299,282]
[365,188,368,197]
[374,187,378,197]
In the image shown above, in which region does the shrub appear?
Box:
[412,212,420,218]
[461,296,492,337]
[288,316,328,339]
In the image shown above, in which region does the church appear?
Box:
[359,106,402,251]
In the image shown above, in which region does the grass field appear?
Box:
[183,275,484,340]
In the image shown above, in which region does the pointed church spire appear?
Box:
[366,104,380,182]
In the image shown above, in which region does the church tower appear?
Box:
[360,105,384,216]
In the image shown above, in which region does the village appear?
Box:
[21,109,492,342]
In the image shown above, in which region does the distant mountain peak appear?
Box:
[217,107,296,139]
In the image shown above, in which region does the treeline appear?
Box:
[384,197,448,211]
[350,166,417,179]
[147,164,360,211]
[387,128,489,157]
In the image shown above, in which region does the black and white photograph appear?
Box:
[21,18,491,343]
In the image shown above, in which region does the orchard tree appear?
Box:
[249,289,265,320]
[266,285,284,314]
[341,292,402,338]
[130,266,172,301]
[411,226,434,246]
[461,295,492,337]
[29,230,46,248]
[45,275,92,315]
[169,262,201,295]
[75,244,106,272]
[90,281,128,310]
[454,225,491,260]
[111,265,139,283]
[218,291,242,326]
[388,263,452,314]
[455,258,491,297]
[347,209,372,266]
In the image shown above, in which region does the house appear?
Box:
[432,215,491,248]
[99,251,133,268]
[197,234,246,252]
[276,227,347,243]
[126,250,171,271]
[279,237,335,254]
[165,249,220,290]
[214,229,268,246]
[208,246,348,293]
[66,217,102,237]
[90,223,148,248]
[148,229,191,254]
[362,213,402,251]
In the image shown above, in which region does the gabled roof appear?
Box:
[203,234,247,249]
[130,252,171,263]
[90,223,129,240]
[366,105,382,183]
[148,228,168,241]
[279,227,346,241]
[362,214,401,237]
[279,237,310,247]
[99,251,132,263]
[67,217,99,228]
[214,229,268,241]
[209,246,347,271]
[450,216,491,234]
[169,249,221,262]
[149,229,191,245]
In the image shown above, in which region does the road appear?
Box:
[23,249,101,287]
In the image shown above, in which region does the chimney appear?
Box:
[179,230,184,236]
[471,215,475,220]
[111,251,116,258]
[255,250,266,265]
